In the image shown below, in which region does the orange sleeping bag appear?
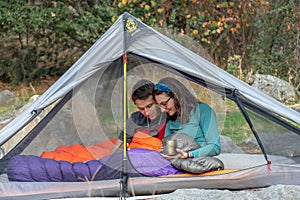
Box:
[128,131,162,151]
[40,131,163,162]
[40,138,118,162]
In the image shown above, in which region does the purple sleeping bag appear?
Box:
[7,148,182,182]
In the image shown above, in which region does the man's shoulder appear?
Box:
[130,111,147,124]
[130,111,145,118]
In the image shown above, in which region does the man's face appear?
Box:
[134,95,160,120]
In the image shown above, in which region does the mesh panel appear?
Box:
[248,108,300,164]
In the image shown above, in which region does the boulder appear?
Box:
[251,74,297,103]
[220,135,244,153]
[0,90,20,107]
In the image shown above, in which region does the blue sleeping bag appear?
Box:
[7,148,182,182]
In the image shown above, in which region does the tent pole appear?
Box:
[233,89,270,163]
[121,51,129,198]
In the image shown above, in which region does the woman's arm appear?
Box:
[191,104,221,157]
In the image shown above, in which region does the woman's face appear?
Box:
[155,93,177,117]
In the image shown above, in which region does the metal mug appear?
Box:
[165,140,177,156]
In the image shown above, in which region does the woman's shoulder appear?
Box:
[198,102,211,108]
[197,102,214,113]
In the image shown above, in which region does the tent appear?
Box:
[0,12,299,199]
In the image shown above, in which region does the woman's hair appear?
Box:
[154,77,198,124]
[131,79,155,102]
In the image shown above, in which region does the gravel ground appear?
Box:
[149,185,300,200]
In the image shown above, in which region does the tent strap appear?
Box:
[233,89,270,163]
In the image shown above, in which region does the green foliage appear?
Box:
[249,0,299,88]
[0,0,299,92]
[227,55,244,79]
[0,100,27,115]
[221,110,252,145]
[0,0,115,84]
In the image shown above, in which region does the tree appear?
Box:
[0,0,298,91]
[0,0,115,83]
[249,0,299,89]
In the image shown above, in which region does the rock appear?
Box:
[0,95,39,131]
[151,185,300,200]
[251,74,297,103]
[0,90,21,107]
[289,104,300,113]
[240,137,261,154]
[220,135,244,153]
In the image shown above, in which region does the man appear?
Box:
[111,79,166,153]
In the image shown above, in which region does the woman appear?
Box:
[154,77,221,159]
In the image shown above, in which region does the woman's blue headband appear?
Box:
[155,83,171,93]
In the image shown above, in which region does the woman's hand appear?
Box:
[160,146,164,154]
[161,148,189,159]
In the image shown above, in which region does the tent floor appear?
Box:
[1,154,299,199]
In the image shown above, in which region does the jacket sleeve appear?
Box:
[191,104,221,157]
[118,111,146,143]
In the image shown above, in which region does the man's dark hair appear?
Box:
[131,80,154,102]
